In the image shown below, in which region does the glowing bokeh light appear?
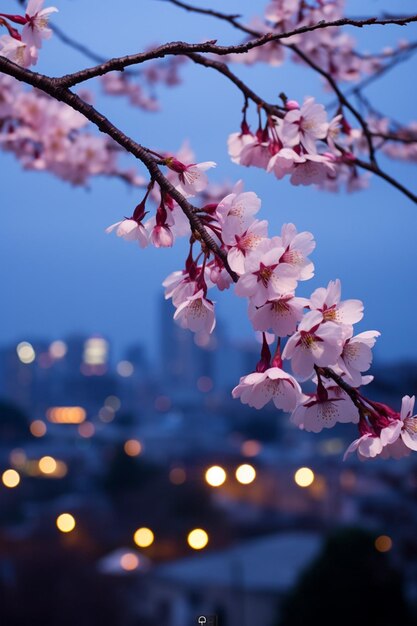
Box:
[30,420,47,437]
[169,467,186,485]
[241,440,262,457]
[294,467,315,488]
[39,456,57,474]
[187,528,209,550]
[16,341,35,364]
[133,527,154,548]
[47,407,86,424]
[78,422,95,438]
[49,340,67,359]
[120,553,139,571]
[117,360,134,377]
[56,513,76,533]
[375,535,393,553]
[235,464,256,485]
[205,465,226,487]
[2,469,20,488]
[124,439,142,457]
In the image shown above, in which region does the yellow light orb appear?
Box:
[2,469,20,488]
[235,464,256,485]
[56,513,76,533]
[124,439,142,457]
[294,467,315,488]
[187,528,209,550]
[375,535,393,553]
[205,465,226,487]
[39,456,57,474]
[120,552,139,571]
[16,341,35,364]
[133,527,154,548]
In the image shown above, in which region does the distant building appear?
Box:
[141,532,322,626]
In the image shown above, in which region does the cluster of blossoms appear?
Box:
[0,74,145,186]
[226,0,404,85]
[0,0,57,67]
[228,97,369,191]
[108,153,417,461]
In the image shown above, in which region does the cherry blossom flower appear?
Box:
[281,97,329,154]
[343,433,384,461]
[150,224,174,248]
[166,158,216,196]
[225,220,269,275]
[0,35,37,67]
[173,289,216,334]
[282,310,345,380]
[232,366,302,411]
[249,295,308,336]
[337,331,380,387]
[379,396,417,458]
[106,219,149,248]
[216,184,261,239]
[22,0,58,49]
[290,154,335,186]
[291,390,359,433]
[227,127,256,164]
[235,239,299,306]
[276,223,315,281]
[309,279,363,336]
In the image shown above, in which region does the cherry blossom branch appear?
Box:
[352,157,417,204]
[0,55,238,280]
[162,0,417,35]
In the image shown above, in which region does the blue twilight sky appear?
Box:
[1,0,417,365]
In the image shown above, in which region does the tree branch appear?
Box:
[0,56,238,280]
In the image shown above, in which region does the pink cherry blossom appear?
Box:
[379,396,417,458]
[225,220,269,275]
[22,0,58,49]
[232,366,302,411]
[216,184,261,239]
[281,97,329,154]
[174,290,216,334]
[282,310,345,380]
[0,35,37,67]
[309,279,363,336]
[235,239,299,306]
[166,158,216,196]
[106,219,149,248]
[337,331,380,387]
[290,154,335,186]
[227,129,256,164]
[343,433,384,461]
[249,295,308,336]
[150,224,174,248]
[276,223,315,281]
[291,390,359,433]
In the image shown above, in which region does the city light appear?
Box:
[78,422,95,438]
[205,465,226,487]
[375,535,393,553]
[235,464,256,485]
[2,469,20,488]
[169,467,186,485]
[9,449,27,468]
[16,341,35,364]
[133,527,154,548]
[116,360,134,377]
[49,340,67,359]
[38,456,57,475]
[47,406,86,424]
[294,467,315,488]
[30,420,47,437]
[120,552,139,571]
[124,439,142,457]
[241,440,262,457]
[83,337,108,365]
[104,395,121,411]
[56,513,76,533]
[187,528,209,550]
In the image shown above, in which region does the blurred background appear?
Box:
[1,1,417,625]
